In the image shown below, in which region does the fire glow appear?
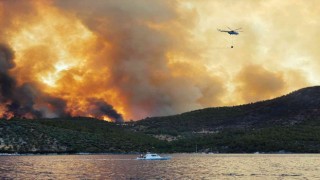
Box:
[0,1,318,121]
[1,1,125,122]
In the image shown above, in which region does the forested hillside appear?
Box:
[2,87,320,153]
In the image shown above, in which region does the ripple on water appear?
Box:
[0,154,320,179]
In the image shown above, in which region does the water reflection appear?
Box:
[0,154,320,179]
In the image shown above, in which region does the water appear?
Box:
[1,154,320,179]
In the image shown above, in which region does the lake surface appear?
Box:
[1,154,320,179]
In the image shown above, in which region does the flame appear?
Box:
[4,1,128,121]
[102,116,112,122]
[3,1,314,121]
[0,104,13,119]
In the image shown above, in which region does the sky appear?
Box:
[0,0,319,121]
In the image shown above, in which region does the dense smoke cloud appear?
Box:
[0,44,16,110]
[53,0,227,119]
[235,65,285,102]
[87,98,123,123]
[0,44,15,73]
[0,44,68,118]
[0,0,319,120]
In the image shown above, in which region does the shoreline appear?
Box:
[1,152,318,156]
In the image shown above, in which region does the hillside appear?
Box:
[1,86,320,153]
[0,117,165,153]
[133,86,320,135]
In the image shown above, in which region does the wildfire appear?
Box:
[1,1,127,122]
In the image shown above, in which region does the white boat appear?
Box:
[136,152,171,160]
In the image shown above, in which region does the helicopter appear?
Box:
[218,27,242,35]
[217,27,242,48]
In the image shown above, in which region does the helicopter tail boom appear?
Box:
[217,29,228,32]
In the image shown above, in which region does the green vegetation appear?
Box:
[1,86,320,154]
[0,117,165,153]
[167,118,320,153]
[1,116,320,154]
[132,86,320,153]
[133,86,320,136]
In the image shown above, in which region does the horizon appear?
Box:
[1,1,319,121]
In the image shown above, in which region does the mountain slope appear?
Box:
[2,86,320,153]
[134,86,320,135]
[0,117,164,153]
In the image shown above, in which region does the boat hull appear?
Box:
[136,157,171,160]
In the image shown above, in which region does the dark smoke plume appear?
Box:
[0,43,123,121]
[0,44,15,73]
[0,44,16,103]
[87,98,124,123]
[0,44,69,119]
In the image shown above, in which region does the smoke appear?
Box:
[0,42,122,121]
[0,44,15,73]
[0,1,127,121]
[0,44,16,106]
[235,64,285,102]
[52,0,226,119]
[168,0,317,104]
[87,98,123,123]
[0,0,319,121]
[0,44,68,119]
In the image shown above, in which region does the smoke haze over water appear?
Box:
[0,0,319,120]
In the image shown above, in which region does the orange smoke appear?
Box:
[1,1,316,121]
[1,1,127,121]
